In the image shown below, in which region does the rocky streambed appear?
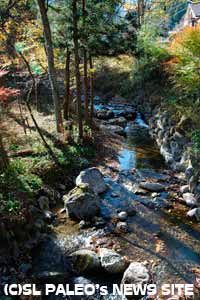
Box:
[27,102,200,300]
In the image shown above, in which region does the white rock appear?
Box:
[122,262,150,287]
[116,222,129,232]
[183,193,197,207]
[99,248,126,274]
[76,168,107,194]
[118,211,128,221]
[187,208,200,222]
[180,185,189,194]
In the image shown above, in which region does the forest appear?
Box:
[0,0,200,299]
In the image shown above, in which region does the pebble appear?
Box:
[116,222,129,232]
[79,220,86,229]
[118,211,128,221]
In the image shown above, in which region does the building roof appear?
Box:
[189,1,200,17]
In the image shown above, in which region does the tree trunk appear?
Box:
[72,0,83,139]
[89,55,94,123]
[0,134,9,173]
[83,49,89,123]
[138,0,145,26]
[82,0,89,124]
[137,0,141,27]
[37,0,63,133]
[64,48,71,120]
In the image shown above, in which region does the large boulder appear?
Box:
[121,262,150,299]
[76,168,107,194]
[63,185,100,221]
[139,182,165,192]
[99,248,127,274]
[71,249,101,275]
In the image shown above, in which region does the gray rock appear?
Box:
[118,211,128,221]
[28,205,41,220]
[118,108,136,120]
[79,220,87,229]
[99,248,127,274]
[160,146,174,164]
[107,117,127,127]
[116,222,129,232]
[180,185,189,194]
[64,185,100,221]
[183,193,197,207]
[59,207,66,214]
[96,109,114,120]
[93,217,106,228]
[187,208,200,222]
[151,192,159,198]
[152,197,171,209]
[126,206,136,216]
[34,218,45,230]
[185,160,194,179]
[43,210,55,222]
[38,196,49,211]
[33,271,69,284]
[100,124,125,136]
[170,141,182,161]
[71,249,101,274]
[122,262,150,298]
[189,175,198,193]
[76,168,107,194]
[139,182,165,192]
[70,277,101,300]
[177,115,193,133]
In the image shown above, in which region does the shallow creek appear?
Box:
[32,106,200,299]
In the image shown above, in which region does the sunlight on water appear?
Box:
[118,148,136,170]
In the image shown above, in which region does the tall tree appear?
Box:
[63,47,71,120]
[82,0,89,123]
[37,0,63,133]
[89,55,94,123]
[72,0,83,139]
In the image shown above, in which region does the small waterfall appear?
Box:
[135,112,149,128]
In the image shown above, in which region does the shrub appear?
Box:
[168,25,200,99]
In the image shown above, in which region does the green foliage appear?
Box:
[3,195,21,213]
[0,158,42,214]
[191,130,200,154]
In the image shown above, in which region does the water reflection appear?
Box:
[119,114,165,171]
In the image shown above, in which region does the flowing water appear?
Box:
[119,113,165,171]
[32,106,200,299]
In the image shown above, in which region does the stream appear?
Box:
[32,105,200,299]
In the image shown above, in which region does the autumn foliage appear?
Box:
[0,70,20,102]
[166,24,200,96]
